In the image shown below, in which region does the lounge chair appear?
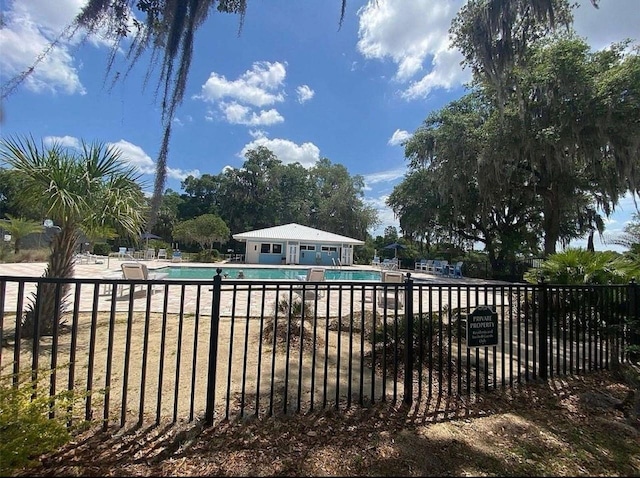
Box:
[435,260,449,275]
[427,260,442,274]
[171,250,182,263]
[414,259,427,271]
[121,262,168,295]
[294,267,326,300]
[380,258,397,271]
[377,270,404,309]
[76,251,103,264]
[451,261,464,278]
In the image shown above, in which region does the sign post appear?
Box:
[466,305,498,348]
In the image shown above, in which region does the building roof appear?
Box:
[232,223,365,246]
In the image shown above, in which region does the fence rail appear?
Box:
[1,272,636,429]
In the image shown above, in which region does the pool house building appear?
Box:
[232,223,364,266]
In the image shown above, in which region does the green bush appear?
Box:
[91,242,111,256]
[0,366,88,475]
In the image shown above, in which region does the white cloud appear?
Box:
[357,0,468,98]
[107,140,155,175]
[0,1,86,96]
[387,129,411,146]
[43,135,81,149]
[249,129,266,138]
[364,194,400,237]
[239,134,320,168]
[107,140,199,181]
[363,168,406,189]
[220,102,284,126]
[196,61,287,107]
[173,113,195,127]
[167,167,200,181]
[0,0,133,96]
[401,46,470,99]
[296,85,315,103]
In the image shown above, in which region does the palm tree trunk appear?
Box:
[22,227,78,338]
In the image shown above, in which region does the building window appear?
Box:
[300,244,316,251]
[321,246,337,253]
[261,243,283,254]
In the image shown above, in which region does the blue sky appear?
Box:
[0,0,638,252]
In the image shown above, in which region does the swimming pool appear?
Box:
[156,266,382,281]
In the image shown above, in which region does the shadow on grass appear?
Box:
[12,369,640,477]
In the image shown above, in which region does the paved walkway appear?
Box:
[1,258,511,318]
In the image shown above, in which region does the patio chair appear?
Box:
[294,267,326,300]
[75,252,89,265]
[371,256,381,267]
[381,258,398,270]
[435,260,449,276]
[157,248,167,260]
[171,250,182,263]
[414,259,427,271]
[121,262,168,295]
[451,261,464,278]
[117,246,127,258]
[377,270,404,309]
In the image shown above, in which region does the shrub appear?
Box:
[91,243,111,256]
[0,366,89,475]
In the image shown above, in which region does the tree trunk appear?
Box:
[22,226,78,338]
[542,184,560,256]
[587,230,595,252]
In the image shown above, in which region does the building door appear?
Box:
[340,245,352,265]
[287,243,299,264]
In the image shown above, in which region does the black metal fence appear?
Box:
[0,271,637,429]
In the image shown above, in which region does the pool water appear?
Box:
[156,266,382,281]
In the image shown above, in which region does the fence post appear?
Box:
[403,273,414,405]
[205,269,223,426]
[538,276,548,380]
[628,278,639,364]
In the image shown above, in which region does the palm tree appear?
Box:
[0,136,146,337]
[2,214,43,254]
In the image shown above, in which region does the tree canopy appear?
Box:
[393,30,639,271]
[170,146,378,246]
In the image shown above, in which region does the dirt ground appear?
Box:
[11,367,640,477]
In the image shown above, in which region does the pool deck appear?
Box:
[1,258,510,317]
